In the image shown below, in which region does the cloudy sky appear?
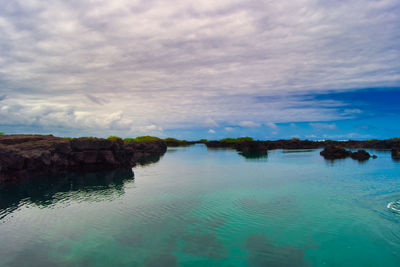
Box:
[0,0,399,140]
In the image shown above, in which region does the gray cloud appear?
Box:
[0,0,399,136]
[85,94,110,105]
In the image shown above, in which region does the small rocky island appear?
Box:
[319,146,375,161]
[203,138,400,160]
[0,134,166,182]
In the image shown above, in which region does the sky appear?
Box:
[0,0,399,140]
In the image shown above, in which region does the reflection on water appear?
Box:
[282,149,316,153]
[0,169,134,220]
[135,154,165,166]
[238,151,268,161]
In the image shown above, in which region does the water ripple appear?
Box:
[387,200,400,213]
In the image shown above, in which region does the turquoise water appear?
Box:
[1,144,400,266]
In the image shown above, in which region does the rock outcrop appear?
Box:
[204,139,400,151]
[204,139,398,160]
[350,150,372,161]
[320,146,374,161]
[0,135,167,182]
[320,146,351,160]
[163,138,195,147]
[392,149,400,160]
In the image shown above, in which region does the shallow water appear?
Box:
[1,144,400,266]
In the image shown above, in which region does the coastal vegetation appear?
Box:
[218,137,254,143]
[124,136,161,143]
[107,136,123,142]
[164,137,187,143]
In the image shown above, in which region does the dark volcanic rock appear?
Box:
[234,141,268,153]
[392,149,400,160]
[164,140,195,147]
[320,146,351,160]
[205,139,400,151]
[205,141,232,148]
[125,140,167,159]
[350,150,371,161]
[0,135,167,182]
[320,146,373,161]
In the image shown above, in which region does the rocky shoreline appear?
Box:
[204,139,400,160]
[0,134,166,182]
[1,135,399,182]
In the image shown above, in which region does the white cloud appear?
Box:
[0,0,399,136]
[224,127,234,131]
[208,129,216,134]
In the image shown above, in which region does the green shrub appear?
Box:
[219,138,236,143]
[0,132,4,135]
[107,136,122,142]
[124,136,161,143]
[219,137,253,143]
[236,137,254,142]
[164,137,180,142]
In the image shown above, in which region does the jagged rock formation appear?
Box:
[320,146,374,161]
[350,150,372,161]
[0,135,166,182]
[320,146,351,160]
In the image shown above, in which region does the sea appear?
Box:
[1,144,400,266]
